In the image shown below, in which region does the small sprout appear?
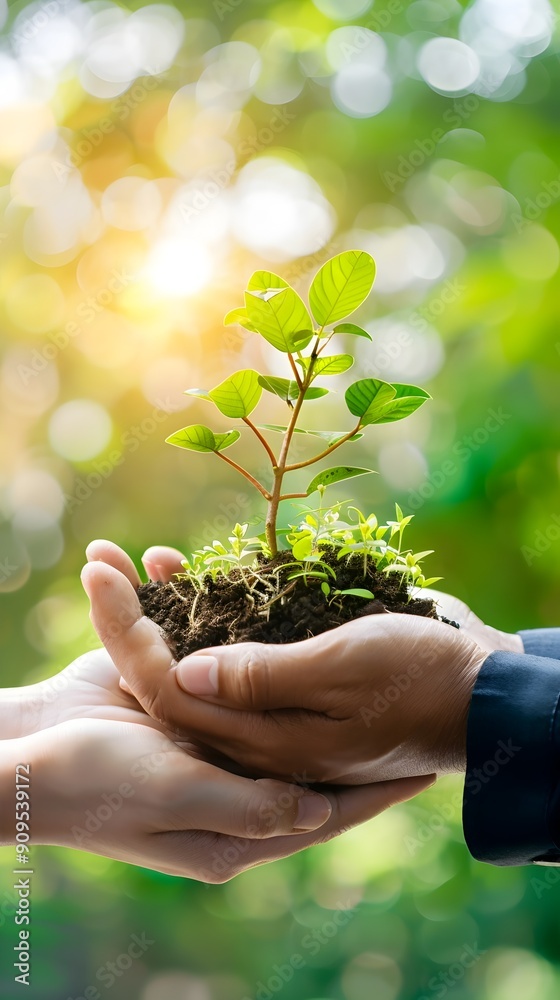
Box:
[336,588,375,600]
[163,251,438,611]
[166,250,431,558]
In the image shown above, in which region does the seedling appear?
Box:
[139,251,442,658]
[166,251,431,557]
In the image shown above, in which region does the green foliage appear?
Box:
[375,383,432,423]
[259,424,364,445]
[286,501,440,597]
[305,466,374,496]
[223,306,256,331]
[296,354,354,376]
[332,322,372,340]
[257,375,328,402]
[244,285,313,353]
[321,582,376,602]
[173,497,440,611]
[167,250,431,555]
[165,425,240,453]
[346,378,395,424]
[208,370,262,418]
[309,250,376,327]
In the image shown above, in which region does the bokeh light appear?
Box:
[418,37,481,94]
[48,399,113,460]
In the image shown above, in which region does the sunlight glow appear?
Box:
[145,239,213,297]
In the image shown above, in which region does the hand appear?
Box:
[1,718,432,880]
[423,589,523,655]
[81,542,488,784]
[1,546,197,742]
[0,647,167,742]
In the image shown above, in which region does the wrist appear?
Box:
[0,734,42,846]
[490,629,524,655]
[0,680,64,740]
[0,730,68,847]
[433,639,488,776]
[0,689,30,741]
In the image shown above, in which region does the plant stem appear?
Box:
[215,451,272,500]
[265,358,316,555]
[284,420,362,472]
[242,417,277,466]
[287,353,302,388]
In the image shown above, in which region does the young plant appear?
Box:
[166,251,431,558]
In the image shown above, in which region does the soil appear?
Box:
[138,550,457,660]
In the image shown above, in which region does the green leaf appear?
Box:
[165,425,240,453]
[372,384,432,424]
[166,425,217,453]
[259,423,321,435]
[287,569,330,582]
[258,424,363,445]
[293,329,314,348]
[337,588,375,599]
[333,323,373,341]
[306,466,374,496]
[213,430,241,452]
[247,271,288,292]
[309,250,376,326]
[208,369,262,418]
[258,375,328,402]
[345,379,396,426]
[223,307,257,331]
[297,354,354,377]
[291,535,313,560]
[245,287,313,353]
[327,430,364,446]
[184,387,211,400]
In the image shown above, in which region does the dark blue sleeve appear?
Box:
[519,628,560,660]
[463,642,560,866]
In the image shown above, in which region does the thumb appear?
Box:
[175,637,327,711]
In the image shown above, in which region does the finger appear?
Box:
[170,762,333,838]
[81,560,176,720]
[238,774,436,866]
[86,539,141,588]
[80,560,256,743]
[174,634,331,711]
[142,545,186,583]
[119,676,135,696]
[176,774,435,882]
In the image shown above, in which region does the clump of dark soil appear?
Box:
[138,550,454,660]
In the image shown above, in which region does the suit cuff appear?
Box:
[519,629,560,660]
[463,651,560,866]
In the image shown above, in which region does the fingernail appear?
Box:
[143,560,164,582]
[176,655,219,696]
[294,793,332,832]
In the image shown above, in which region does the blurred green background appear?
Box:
[1,0,560,997]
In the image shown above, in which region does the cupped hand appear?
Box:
[81,541,488,785]
[5,716,431,879]
[3,545,191,742]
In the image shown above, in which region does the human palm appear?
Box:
[18,647,166,738]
